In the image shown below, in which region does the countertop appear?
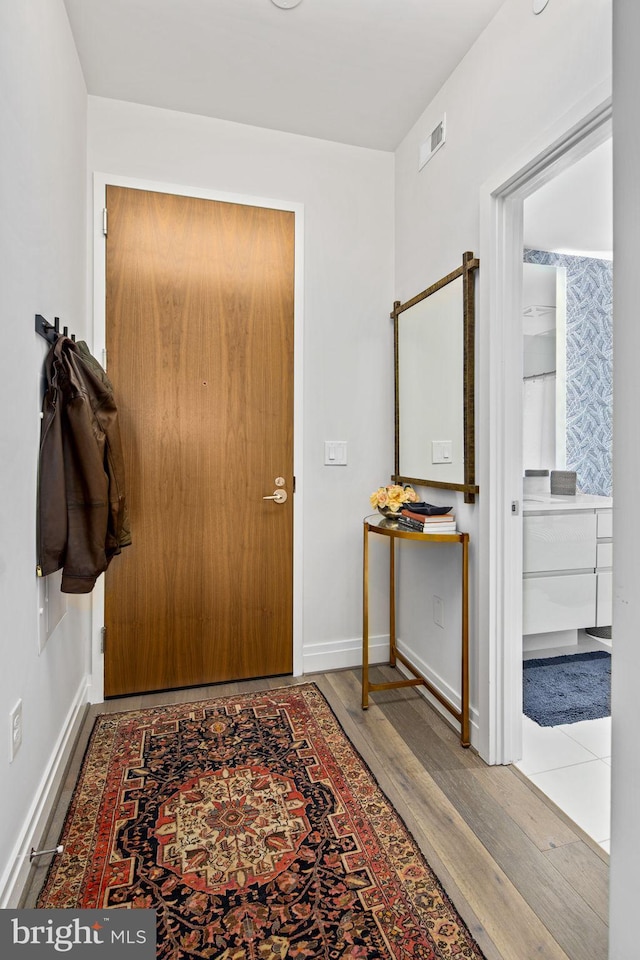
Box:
[522,492,612,514]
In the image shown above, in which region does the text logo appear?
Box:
[0,911,156,958]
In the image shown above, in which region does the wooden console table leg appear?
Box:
[362,522,370,709]
[461,534,470,747]
[389,536,396,667]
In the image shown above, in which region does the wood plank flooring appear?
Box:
[22,668,609,960]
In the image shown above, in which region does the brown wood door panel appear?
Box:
[104,186,294,696]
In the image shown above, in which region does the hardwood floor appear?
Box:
[22,667,609,960]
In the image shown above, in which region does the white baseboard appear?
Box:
[394,641,480,748]
[523,629,579,652]
[0,677,90,908]
[303,635,480,748]
[302,635,389,674]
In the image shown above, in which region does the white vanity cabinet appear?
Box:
[595,510,613,627]
[522,494,612,638]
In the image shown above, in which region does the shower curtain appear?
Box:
[523,372,556,472]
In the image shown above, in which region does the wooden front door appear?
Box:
[104,186,294,697]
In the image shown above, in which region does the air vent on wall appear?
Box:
[419,115,446,171]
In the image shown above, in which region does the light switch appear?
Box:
[432,440,452,464]
[324,441,348,465]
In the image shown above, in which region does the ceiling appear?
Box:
[61,0,612,255]
[62,0,506,151]
[523,139,613,259]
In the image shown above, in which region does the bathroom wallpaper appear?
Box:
[523,249,613,497]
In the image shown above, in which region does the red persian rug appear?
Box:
[38,683,485,959]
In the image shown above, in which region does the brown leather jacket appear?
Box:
[37,336,131,593]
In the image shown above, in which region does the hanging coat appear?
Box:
[37,336,131,594]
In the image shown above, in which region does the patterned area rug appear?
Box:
[37,683,485,959]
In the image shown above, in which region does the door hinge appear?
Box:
[100,626,106,653]
[102,208,108,237]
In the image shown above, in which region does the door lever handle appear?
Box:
[263,489,288,504]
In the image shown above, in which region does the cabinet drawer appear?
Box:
[523,513,597,573]
[523,573,597,634]
[597,510,613,539]
[597,542,613,569]
[596,571,613,627]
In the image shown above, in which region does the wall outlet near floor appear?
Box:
[9,699,23,762]
[433,596,445,629]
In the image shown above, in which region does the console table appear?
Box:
[361,514,470,747]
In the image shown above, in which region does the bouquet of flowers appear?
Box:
[369,483,418,514]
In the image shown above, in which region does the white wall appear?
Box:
[393,0,612,748]
[609,2,640,955]
[87,97,395,674]
[0,1,89,904]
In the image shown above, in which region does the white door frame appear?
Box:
[477,88,612,764]
[88,173,305,704]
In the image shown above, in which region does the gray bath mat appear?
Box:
[523,651,611,726]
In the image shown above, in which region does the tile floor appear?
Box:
[516,714,611,851]
[516,635,612,852]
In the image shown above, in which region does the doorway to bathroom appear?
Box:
[517,137,613,852]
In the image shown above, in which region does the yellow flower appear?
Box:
[370,484,417,512]
[386,490,404,512]
[370,488,388,508]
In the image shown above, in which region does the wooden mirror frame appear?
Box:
[392,251,479,504]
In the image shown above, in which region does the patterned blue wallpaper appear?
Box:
[524,249,613,496]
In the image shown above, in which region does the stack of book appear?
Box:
[400,508,457,534]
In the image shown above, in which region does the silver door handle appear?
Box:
[263,489,288,504]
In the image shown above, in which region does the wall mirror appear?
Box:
[392,251,479,503]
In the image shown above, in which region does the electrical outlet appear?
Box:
[433,596,445,629]
[9,699,23,762]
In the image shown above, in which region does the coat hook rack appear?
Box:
[35,314,76,344]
